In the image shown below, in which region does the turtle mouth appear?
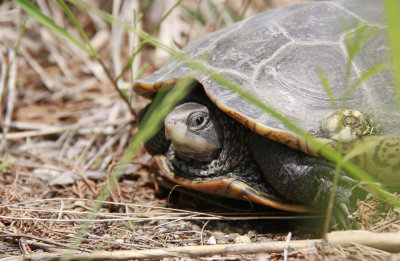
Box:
[168,143,221,163]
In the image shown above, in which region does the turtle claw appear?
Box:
[328,199,355,230]
[297,155,357,229]
[334,202,354,229]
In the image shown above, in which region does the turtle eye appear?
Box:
[188,112,210,131]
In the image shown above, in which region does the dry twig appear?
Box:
[3,231,400,261]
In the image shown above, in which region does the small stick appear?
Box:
[284,232,292,261]
[5,230,400,261]
[0,234,90,253]
[1,48,18,150]
[0,118,133,140]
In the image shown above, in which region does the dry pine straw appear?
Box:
[0,0,400,260]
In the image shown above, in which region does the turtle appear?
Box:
[134,0,400,224]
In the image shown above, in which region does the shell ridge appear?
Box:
[273,22,294,42]
[251,42,291,82]
[195,19,248,57]
[251,40,340,85]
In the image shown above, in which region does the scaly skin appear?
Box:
[248,131,358,226]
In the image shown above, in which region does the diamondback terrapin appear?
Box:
[134,0,400,222]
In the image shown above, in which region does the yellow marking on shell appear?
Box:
[133,80,178,98]
[153,155,314,212]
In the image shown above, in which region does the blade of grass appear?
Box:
[341,62,386,108]
[323,165,342,233]
[115,0,182,82]
[15,0,93,56]
[206,0,226,27]
[182,5,206,25]
[346,25,380,61]
[384,0,400,109]
[316,68,337,109]
[0,158,12,171]
[56,0,98,57]
[316,69,341,230]
[341,23,381,108]
[135,63,148,80]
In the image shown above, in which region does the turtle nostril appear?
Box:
[164,116,174,129]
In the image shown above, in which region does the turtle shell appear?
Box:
[135,0,399,153]
[134,0,400,209]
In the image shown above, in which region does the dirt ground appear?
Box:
[1,0,399,260]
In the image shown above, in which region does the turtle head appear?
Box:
[164,102,222,162]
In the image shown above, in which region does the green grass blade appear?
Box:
[138,78,194,144]
[15,0,92,55]
[384,0,400,109]
[67,0,178,58]
[115,0,182,82]
[56,0,98,57]
[346,25,379,61]
[316,68,337,109]
[341,62,386,108]
[0,158,12,171]
[135,63,148,80]
[205,0,225,26]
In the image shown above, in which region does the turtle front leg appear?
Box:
[248,132,358,227]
